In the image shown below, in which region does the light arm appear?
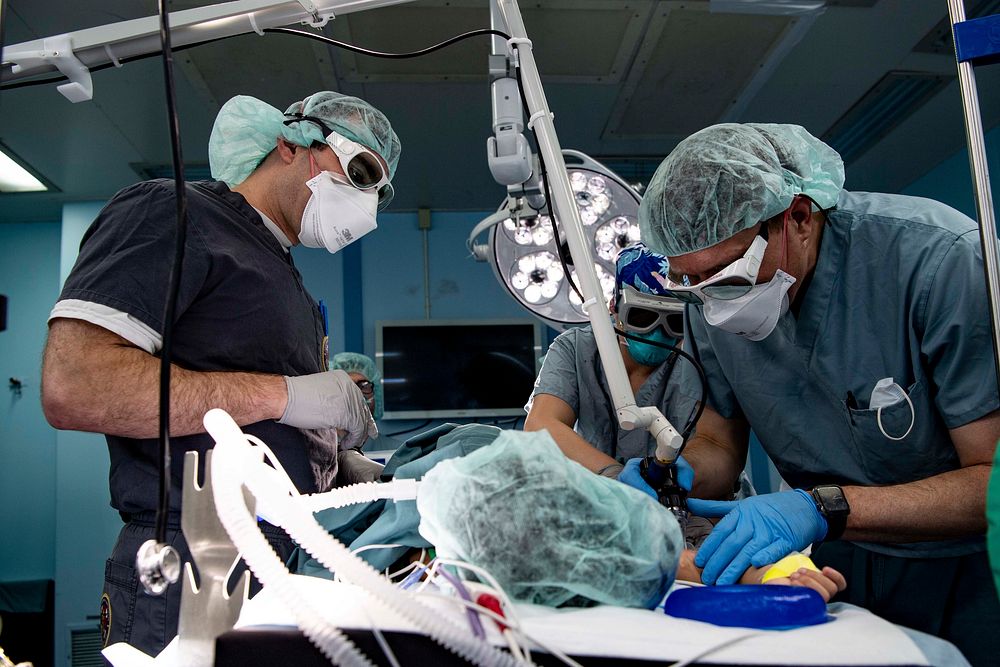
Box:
[493,0,683,460]
[1,0,414,97]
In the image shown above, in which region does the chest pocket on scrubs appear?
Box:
[845,378,958,485]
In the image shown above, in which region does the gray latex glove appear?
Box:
[337,449,385,485]
[279,370,378,449]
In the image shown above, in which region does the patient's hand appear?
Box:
[743,563,846,603]
[675,549,847,603]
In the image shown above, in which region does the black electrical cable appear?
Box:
[2,28,512,91]
[262,27,511,58]
[154,0,189,546]
[385,420,433,438]
[614,327,707,448]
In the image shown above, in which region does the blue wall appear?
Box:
[902,124,1000,215]
[0,222,60,584]
[292,210,535,358]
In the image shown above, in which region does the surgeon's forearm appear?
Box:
[842,464,991,541]
[42,318,288,438]
[524,416,618,472]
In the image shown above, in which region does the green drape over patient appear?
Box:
[417,429,683,609]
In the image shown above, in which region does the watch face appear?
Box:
[814,485,850,514]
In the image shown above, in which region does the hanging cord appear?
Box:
[262,27,510,58]
[154,0,189,545]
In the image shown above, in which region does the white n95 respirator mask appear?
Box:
[299,172,378,253]
[702,270,796,341]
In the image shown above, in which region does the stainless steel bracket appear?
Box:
[176,450,253,667]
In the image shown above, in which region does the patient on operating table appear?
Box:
[416,428,846,610]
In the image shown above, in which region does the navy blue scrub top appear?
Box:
[57,180,325,517]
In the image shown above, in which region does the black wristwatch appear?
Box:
[810,485,850,542]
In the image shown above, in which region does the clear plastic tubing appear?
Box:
[205,409,519,667]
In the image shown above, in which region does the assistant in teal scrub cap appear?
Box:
[331,351,384,421]
[638,123,845,257]
[209,91,401,188]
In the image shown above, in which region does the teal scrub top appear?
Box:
[682,190,999,558]
[527,326,698,462]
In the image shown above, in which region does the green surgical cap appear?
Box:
[209,92,401,187]
[638,123,845,257]
[332,351,383,420]
[417,429,683,609]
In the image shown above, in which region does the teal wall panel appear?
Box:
[290,242,346,360]
[0,222,60,584]
[361,210,531,357]
[902,123,1000,217]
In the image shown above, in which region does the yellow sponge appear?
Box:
[761,552,820,583]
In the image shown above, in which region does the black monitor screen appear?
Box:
[378,321,541,418]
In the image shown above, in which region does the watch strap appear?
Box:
[811,485,849,542]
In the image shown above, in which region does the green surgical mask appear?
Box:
[626,328,676,367]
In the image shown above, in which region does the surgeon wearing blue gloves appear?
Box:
[525,243,699,481]
[620,123,999,665]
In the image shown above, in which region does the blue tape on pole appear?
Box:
[954,14,1000,64]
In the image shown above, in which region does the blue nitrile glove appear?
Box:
[691,490,828,586]
[618,456,695,501]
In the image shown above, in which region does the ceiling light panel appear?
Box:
[604,2,801,140]
[822,70,953,165]
[0,146,48,192]
[185,32,329,108]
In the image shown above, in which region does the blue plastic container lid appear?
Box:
[663,585,830,630]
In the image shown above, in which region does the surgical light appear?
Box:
[484,151,643,329]
[504,214,555,246]
[596,216,641,262]
[511,250,563,305]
